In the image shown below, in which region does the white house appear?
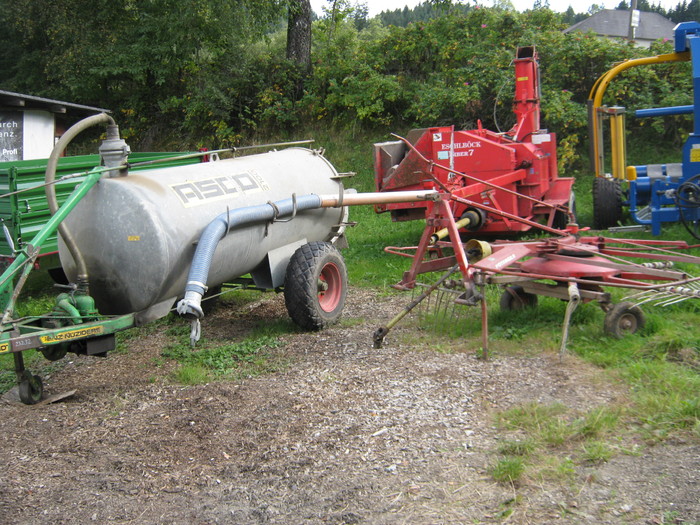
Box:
[0,90,109,162]
[564,9,675,48]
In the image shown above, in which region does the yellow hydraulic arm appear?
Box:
[588,51,690,178]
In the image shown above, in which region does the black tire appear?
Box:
[19,374,43,405]
[592,177,623,230]
[499,285,538,311]
[604,302,645,338]
[40,343,69,361]
[47,267,69,285]
[284,242,347,330]
[553,192,576,230]
[676,175,700,240]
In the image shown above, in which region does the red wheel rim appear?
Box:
[318,262,342,312]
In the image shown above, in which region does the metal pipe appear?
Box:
[319,189,439,207]
[635,105,694,118]
[430,216,473,244]
[588,51,689,177]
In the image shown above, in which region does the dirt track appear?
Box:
[1,288,698,524]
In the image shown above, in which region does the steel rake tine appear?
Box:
[432,288,443,332]
[657,296,693,307]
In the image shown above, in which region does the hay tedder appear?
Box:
[372,147,700,353]
[372,46,700,351]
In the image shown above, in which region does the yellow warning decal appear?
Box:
[0,343,9,354]
[691,148,700,162]
[127,235,141,241]
[40,326,104,344]
[517,76,529,81]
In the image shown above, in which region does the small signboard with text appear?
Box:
[0,112,23,161]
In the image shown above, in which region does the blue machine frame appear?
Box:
[588,21,700,236]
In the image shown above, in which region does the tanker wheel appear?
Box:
[604,302,645,338]
[19,374,43,405]
[500,285,538,311]
[592,177,623,230]
[284,241,347,331]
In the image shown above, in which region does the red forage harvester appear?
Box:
[374,46,575,236]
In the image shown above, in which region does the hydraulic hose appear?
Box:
[177,194,323,319]
[177,188,439,321]
[45,112,115,285]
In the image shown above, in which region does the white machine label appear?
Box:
[531,133,551,145]
[170,171,269,207]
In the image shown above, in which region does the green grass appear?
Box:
[137,302,290,384]
[490,456,526,485]
[170,365,210,385]
[491,402,623,484]
[580,440,615,464]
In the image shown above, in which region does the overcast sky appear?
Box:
[309,0,682,17]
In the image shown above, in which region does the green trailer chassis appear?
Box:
[0,167,143,403]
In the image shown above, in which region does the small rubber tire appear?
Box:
[592,177,623,230]
[40,343,69,361]
[499,285,538,311]
[604,302,645,338]
[19,374,43,405]
[47,267,69,285]
[676,175,700,240]
[553,192,576,230]
[284,241,347,330]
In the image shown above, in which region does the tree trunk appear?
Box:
[286,0,312,74]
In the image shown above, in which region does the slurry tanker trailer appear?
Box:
[0,113,434,404]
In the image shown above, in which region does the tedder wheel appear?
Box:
[592,177,623,230]
[604,302,645,338]
[19,374,43,405]
[284,241,347,330]
[499,285,538,311]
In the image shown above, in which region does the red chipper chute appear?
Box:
[374,46,575,236]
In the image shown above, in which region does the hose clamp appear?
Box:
[267,200,280,221]
[186,280,208,292]
[269,194,298,223]
[337,183,344,208]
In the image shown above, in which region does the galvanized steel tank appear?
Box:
[59,148,347,315]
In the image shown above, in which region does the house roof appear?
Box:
[0,90,110,114]
[564,9,675,42]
